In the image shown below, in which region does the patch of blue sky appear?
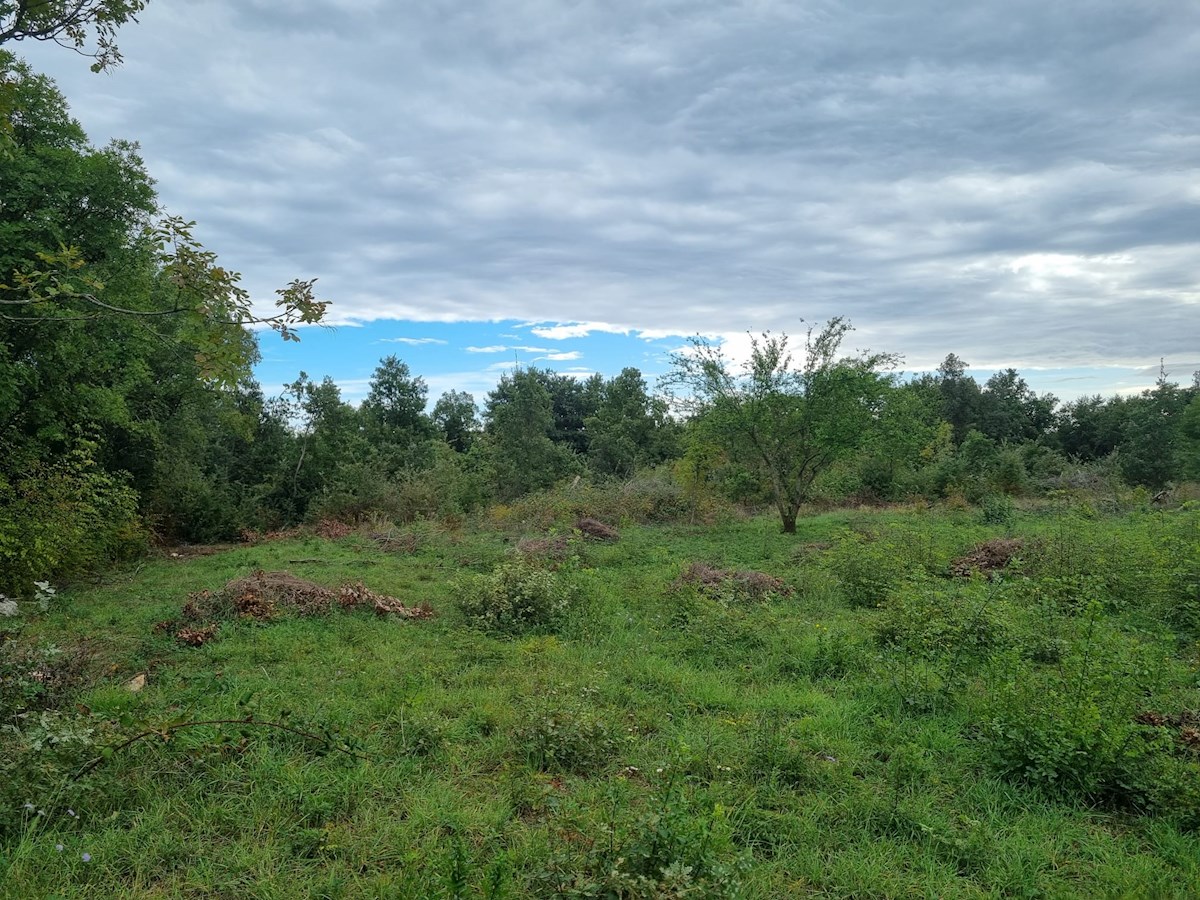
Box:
[253,320,691,408]
[254,320,1184,409]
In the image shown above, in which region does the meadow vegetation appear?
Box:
[2,485,1198,897]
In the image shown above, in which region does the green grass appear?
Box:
[2,505,1199,897]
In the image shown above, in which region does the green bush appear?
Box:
[874,585,1009,662]
[457,560,577,635]
[534,777,748,898]
[499,470,736,532]
[514,705,616,773]
[826,528,927,608]
[0,440,144,595]
[979,493,1015,526]
[980,631,1193,812]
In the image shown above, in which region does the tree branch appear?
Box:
[72,715,371,781]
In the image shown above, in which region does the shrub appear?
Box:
[0,440,143,595]
[979,628,1192,812]
[825,528,925,608]
[499,470,737,533]
[874,585,1009,663]
[534,777,748,898]
[673,562,791,604]
[514,705,616,773]
[457,561,577,634]
[979,493,1016,526]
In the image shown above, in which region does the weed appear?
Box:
[514,704,617,774]
[825,527,926,608]
[979,493,1016,526]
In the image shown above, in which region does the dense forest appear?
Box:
[2,42,1199,596]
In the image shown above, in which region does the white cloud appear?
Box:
[536,351,583,361]
[465,344,552,353]
[379,337,448,345]
[530,322,628,340]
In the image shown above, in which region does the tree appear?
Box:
[935,353,983,443]
[1117,373,1189,489]
[483,369,578,499]
[484,366,598,454]
[1179,394,1200,481]
[1054,394,1126,461]
[1,0,147,71]
[585,367,676,478]
[432,390,479,453]
[277,373,366,519]
[666,318,898,533]
[0,53,328,387]
[978,368,1057,444]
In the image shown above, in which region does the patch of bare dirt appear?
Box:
[575,517,619,542]
[950,538,1024,578]
[674,562,792,601]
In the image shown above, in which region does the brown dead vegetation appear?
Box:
[515,536,576,563]
[369,531,423,554]
[175,625,219,647]
[949,538,1025,578]
[674,562,792,601]
[162,571,432,645]
[575,517,619,542]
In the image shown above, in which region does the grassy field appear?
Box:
[2,501,1199,898]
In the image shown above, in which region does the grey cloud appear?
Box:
[20,0,1200,371]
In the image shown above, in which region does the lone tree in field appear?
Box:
[666,318,898,533]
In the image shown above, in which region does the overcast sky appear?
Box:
[18,0,1200,401]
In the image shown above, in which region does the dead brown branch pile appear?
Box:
[162,570,432,646]
[674,562,792,601]
[949,538,1024,578]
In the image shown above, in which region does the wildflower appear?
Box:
[67,808,77,818]
[56,844,64,853]
[81,853,91,862]
[23,802,34,811]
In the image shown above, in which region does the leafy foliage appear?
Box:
[666,319,898,532]
[457,560,578,634]
[0,0,146,72]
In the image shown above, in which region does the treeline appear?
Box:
[2,51,1199,595]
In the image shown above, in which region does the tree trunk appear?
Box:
[780,509,797,534]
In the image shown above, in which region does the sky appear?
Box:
[16,0,1200,405]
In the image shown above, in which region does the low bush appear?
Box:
[825,528,927,608]
[514,705,616,773]
[874,585,1010,663]
[979,624,1196,813]
[979,492,1016,526]
[534,777,748,898]
[457,560,578,635]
